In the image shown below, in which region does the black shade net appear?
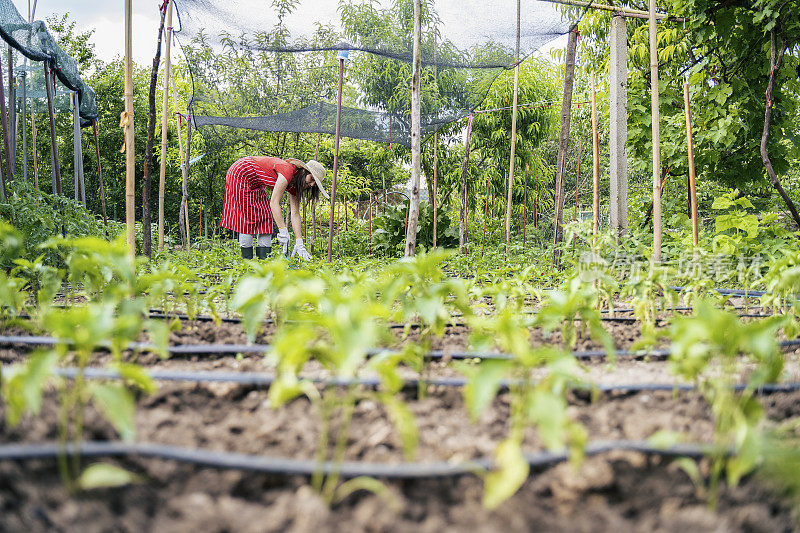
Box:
[175,0,589,148]
[0,0,97,126]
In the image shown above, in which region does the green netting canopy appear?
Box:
[0,0,97,126]
[174,0,587,147]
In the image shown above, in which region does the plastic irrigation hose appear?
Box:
[0,440,717,478]
[46,366,800,394]
[3,336,799,362]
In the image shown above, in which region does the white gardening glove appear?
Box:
[292,239,312,261]
[277,227,290,255]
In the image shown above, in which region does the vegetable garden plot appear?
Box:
[1,381,798,531]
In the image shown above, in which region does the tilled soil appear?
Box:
[1,385,798,532]
[1,453,795,533]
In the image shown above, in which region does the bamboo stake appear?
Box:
[179,109,192,250]
[31,109,37,191]
[158,0,174,252]
[21,71,27,183]
[482,176,489,253]
[124,0,135,253]
[574,137,582,221]
[523,163,528,246]
[683,82,699,247]
[327,55,345,262]
[649,0,661,262]
[43,62,60,196]
[0,50,14,194]
[404,0,423,257]
[432,34,438,250]
[458,114,474,251]
[591,72,600,237]
[92,121,108,230]
[9,46,16,169]
[504,0,521,252]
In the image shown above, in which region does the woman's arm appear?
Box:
[289,189,302,240]
[269,173,289,229]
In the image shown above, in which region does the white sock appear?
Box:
[238,233,254,248]
[257,234,272,247]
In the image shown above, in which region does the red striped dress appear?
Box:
[220,156,298,234]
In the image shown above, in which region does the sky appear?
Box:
[11,1,569,66]
[12,0,168,65]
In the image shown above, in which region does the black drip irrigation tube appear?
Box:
[3,336,800,363]
[44,366,800,395]
[0,440,720,478]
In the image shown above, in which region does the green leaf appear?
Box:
[462,359,511,421]
[1,349,59,426]
[77,463,141,490]
[89,383,136,441]
[112,363,157,395]
[381,394,418,460]
[483,437,529,510]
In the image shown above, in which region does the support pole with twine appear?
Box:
[552,27,579,266]
[327,52,346,262]
[158,0,174,252]
[458,114,474,251]
[683,82,699,247]
[44,61,60,196]
[504,0,521,252]
[404,0,423,257]
[591,72,600,237]
[123,0,135,253]
[649,0,661,261]
[92,121,108,230]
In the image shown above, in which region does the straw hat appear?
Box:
[286,158,329,199]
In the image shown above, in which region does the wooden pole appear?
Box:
[523,163,528,246]
[21,70,27,183]
[433,34,438,250]
[158,0,174,252]
[552,28,579,266]
[179,110,192,250]
[72,93,85,204]
[649,0,661,262]
[92,121,108,229]
[504,0,521,252]
[458,114,473,251]
[404,0,422,257]
[43,62,60,196]
[124,0,135,253]
[574,137,582,221]
[683,82,699,247]
[482,176,489,253]
[0,50,14,194]
[31,109,37,191]
[591,72,600,237]
[9,47,16,170]
[327,55,345,262]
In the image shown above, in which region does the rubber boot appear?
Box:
[256,246,271,260]
[241,246,254,259]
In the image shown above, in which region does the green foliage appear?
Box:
[370,200,458,256]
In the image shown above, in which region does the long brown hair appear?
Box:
[290,166,320,204]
